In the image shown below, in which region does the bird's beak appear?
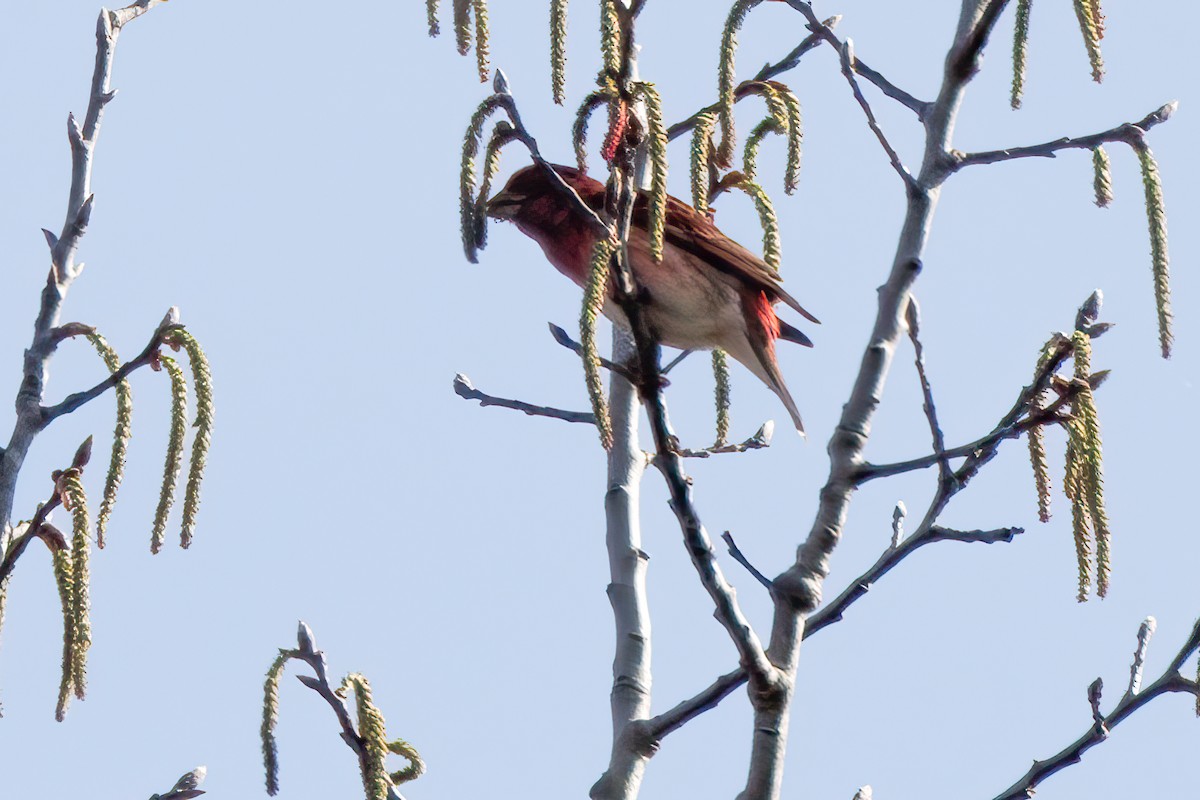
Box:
[486,190,526,220]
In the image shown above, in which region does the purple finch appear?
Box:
[487,164,817,433]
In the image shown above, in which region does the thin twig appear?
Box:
[452,374,595,425]
[955,103,1176,169]
[857,340,1077,483]
[905,296,951,485]
[778,0,928,117]
[41,321,181,424]
[0,486,65,587]
[548,323,640,384]
[721,531,773,590]
[837,39,915,186]
[488,80,613,238]
[291,623,409,800]
[806,524,1023,637]
[0,0,166,534]
[675,422,773,459]
[993,619,1200,800]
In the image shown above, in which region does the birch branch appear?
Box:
[0,0,167,534]
[993,619,1200,800]
[743,5,1014,797]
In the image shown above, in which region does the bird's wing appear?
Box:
[640,194,820,324]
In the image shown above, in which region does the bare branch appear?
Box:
[806,524,1024,638]
[548,323,640,384]
[721,531,773,590]
[776,1,928,117]
[905,296,951,484]
[645,668,746,741]
[837,39,915,186]
[489,79,613,238]
[41,321,182,424]
[993,619,1200,800]
[954,103,1176,169]
[289,623,411,800]
[0,0,166,534]
[676,422,773,458]
[452,373,595,425]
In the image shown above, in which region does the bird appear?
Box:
[486,163,817,433]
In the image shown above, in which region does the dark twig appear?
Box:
[721,531,773,590]
[41,320,182,424]
[993,619,1200,800]
[149,766,207,800]
[453,373,596,425]
[806,524,1023,637]
[667,22,835,142]
[645,668,746,741]
[778,0,929,117]
[0,485,66,587]
[835,38,915,186]
[955,103,1177,169]
[857,337,1077,483]
[0,0,166,533]
[489,77,613,238]
[660,349,692,376]
[290,623,409,800]
[675,421,773,459]
[548,323,640,384]
[904,297,951,485]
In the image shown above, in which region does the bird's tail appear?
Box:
[739,293,806,435]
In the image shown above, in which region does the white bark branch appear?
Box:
[0,0,167,533]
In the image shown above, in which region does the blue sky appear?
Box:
[0,2,1197,798]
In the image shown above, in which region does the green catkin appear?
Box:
[743,118,778,185]
[427,0,440,36]
[780,87,803,193]
[86,332,131,549]
[690,111,717,213]
[388,738,426,784]
[713,349,731,446]
[1072,332,1111,597]
[167,330,213,550]
[472,0,490,83]
[151,356,187,554]
[1072,0,1104,82]
[573,91,611,174]
[551,0,568,104]
[1063,420,1092,601]
[453,0,471,55]
[60,475,90,698]
[52,547,75,721]
[1092,146,1113,208]
[582,238,616,449]
[717,0,766,166]
[473,122,518,251]
[1028,340,1056,522]
[261,649,291,796]
[460,96,506,264]
[631,82,669,262]
[600,0,620,78]
[732,177,781,271]
[338,674,392,800]
[1131,140,1173,358]
[1011,0,1032,109]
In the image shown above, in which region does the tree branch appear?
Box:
[41,320,181,424]
[777,0,929,117]
[0,0,166,535]
[750,4,1017,796]
[954,102,1177,169]
[290,623,410,800]
[452,374,596,425]
[836,38,915,186]
[993,619,1200,800]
